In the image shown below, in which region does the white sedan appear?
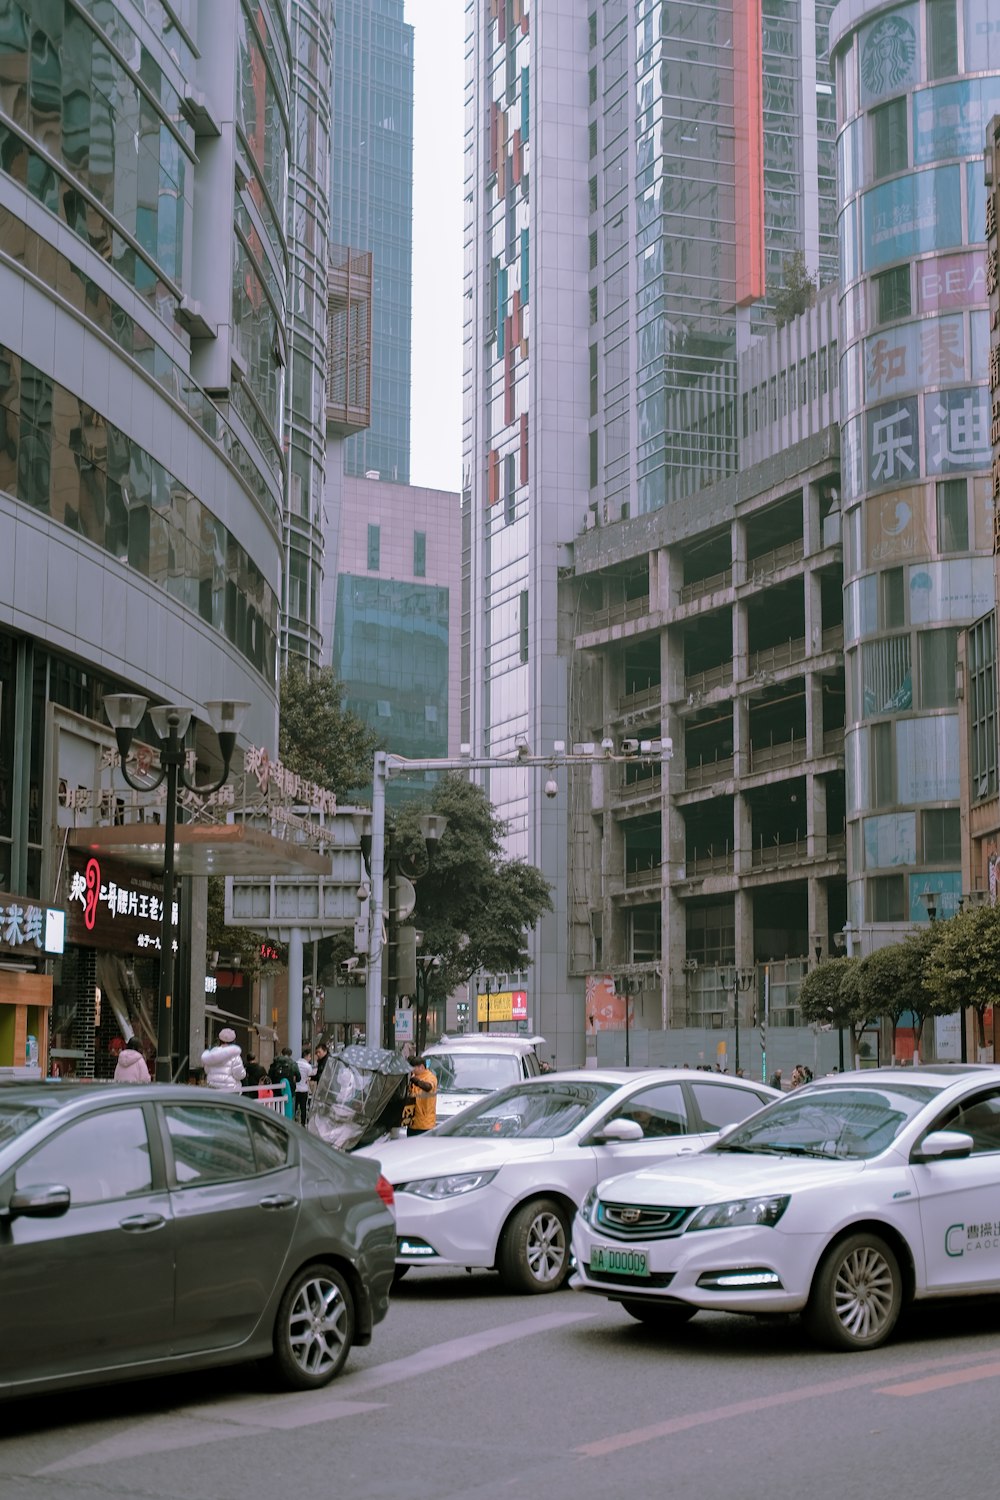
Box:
[571,1065,1000,1350]
[356,1069,776,1293]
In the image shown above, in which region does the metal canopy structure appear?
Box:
[68,824,332,878]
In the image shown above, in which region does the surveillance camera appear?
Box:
[544,778,558,799]
[342,956,360,972]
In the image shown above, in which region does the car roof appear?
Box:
[0,1081,263,1108]
[504,1068,776,1089]
[426,1036,543,1054]
[801,1064,1000,1090]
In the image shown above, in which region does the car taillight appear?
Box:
[376,1174,395,1208]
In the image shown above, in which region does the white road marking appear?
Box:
[33,1304,600,1472]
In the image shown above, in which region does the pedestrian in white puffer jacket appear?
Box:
[201,1028,246,1091]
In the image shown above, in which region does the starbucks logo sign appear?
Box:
[861,13,918,100]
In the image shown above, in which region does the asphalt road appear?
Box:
[4,1268,1000,1500]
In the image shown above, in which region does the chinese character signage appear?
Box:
[862,166,961,273]
[924,386,990,474]
[66,853,179,954]
[475,989,528,1024]
[0,894,66,957]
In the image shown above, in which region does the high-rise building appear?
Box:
[283,0,336,667]
[830,0,998,946]
[0,0,297,1074]
[463,0,838,1061]
[329,0,414,484]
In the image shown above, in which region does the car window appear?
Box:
[425,1053,522,1093]
[936,1088,1000,1154]
[438,1081,617,1138]
[163,1104,255,1185]
[604,1083,688,1138]
[714,1084,940,1160]
[0,1101,62,1148]
[248,1110,293,1172]
[14,1107,152,1204]
[691,1083,768,1132]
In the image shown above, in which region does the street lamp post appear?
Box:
[104,695,249,1083]
[365,739,673,1049]
[728,967,755,1075]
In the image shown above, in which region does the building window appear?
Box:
[367,523,380,571]
[589,175,598,213]
[874,266,911,324]
[872,97,907,179]
[869,874,905,922]
[968,612,998,802]
[923,808,961,863]
[590,344,599,414]
[589,430,599,489]
[918,629,958,709]
[881,568,905,629]
[927,0,958,79]
[413,530,426,577]
[519,589,529,663]
[589,121,597,158]
[936,479,969,554]
[504,453,516,525]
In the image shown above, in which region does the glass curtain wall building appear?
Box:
[329,0,414,483]
[464,0,837,1062]
[831,0,998,945]
[283,0,335,667]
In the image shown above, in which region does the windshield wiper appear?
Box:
[764,1144,840,1158]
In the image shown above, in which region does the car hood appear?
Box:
[356,1134,556,1181]
[598,1151,871,1206]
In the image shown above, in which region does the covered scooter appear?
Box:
[307,1044,412,1151]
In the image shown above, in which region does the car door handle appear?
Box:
[119,1213,166,1232]
[259,1194,298,1210]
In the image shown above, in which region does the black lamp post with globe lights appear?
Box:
[103,694,249,1082]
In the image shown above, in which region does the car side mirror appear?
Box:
[3,1184,71,1221]
[910,1130,974,1164]
[590,1118,644,1144]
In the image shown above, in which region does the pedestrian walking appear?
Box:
[201,1028,246,1091]
[268,1046,298,1119]
[769,1068,783,1091]
[294,1049,313,1126]
[406,1054,437,1136]
[114,1037,150,1084]
[314,1041,329,1081]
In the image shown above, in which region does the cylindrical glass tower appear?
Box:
[832,0,1000,944]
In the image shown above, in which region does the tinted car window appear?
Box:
[0,1101,60,1147]
[248,1110,293,1172]
[14,1107,152,1203]
[425,1054,522,1093]
[715,1084,939,1160]
[937,1088,1000,1153]
[606,1083,688,1138]
[692,1083,769,1131]
[164,1104,255,1184]
[439,1081,616,1139]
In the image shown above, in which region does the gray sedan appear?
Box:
[0,1082,396,1400]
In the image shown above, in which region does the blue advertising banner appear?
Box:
[866,396,919,491]
[923,386,990,474]
[908,871,962,923]
[862,166,962,272]
[913,79,1000,165]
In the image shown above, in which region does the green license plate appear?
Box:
[590,1244,650,1277]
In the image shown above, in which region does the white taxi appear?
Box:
[571,1065,1000,1350]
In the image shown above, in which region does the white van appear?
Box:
[422,1033,547,1120]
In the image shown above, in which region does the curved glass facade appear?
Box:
[833,0,997,935]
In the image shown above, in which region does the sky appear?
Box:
[404,1,465,495]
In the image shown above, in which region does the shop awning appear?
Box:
[68,824,332,877]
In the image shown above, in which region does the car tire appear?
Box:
[803,1232,902,1352]
[498,1197,570,1293]
[269,1263,355,1390]
[621,1300,696,1331]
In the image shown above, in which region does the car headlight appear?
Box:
[687,1194,789,1232]
[579,1187,598,1222]
[396,1171,498,1200]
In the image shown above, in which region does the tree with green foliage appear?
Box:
[771,249,817,328]
[798,955,871,1054]
[855,927,947,1058]
[392,775,553,1050]
[923,903,1000,1055]
[278,660,380,798]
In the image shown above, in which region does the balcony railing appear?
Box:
[821,623,845,653]
[822,727,845,756]
[624,863,662,890]
[683,662,734,698]
[685,847,735,877]
[748,636,807,675]
[748,736,806,774]
[747,538,804,580]
[614,768,662,804]
[617,682,662,717]
[678,567,733,605]
[751,835,810,871]
[683,755,734,790]
[582,595,651,633]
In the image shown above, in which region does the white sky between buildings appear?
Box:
[404,0,465,494]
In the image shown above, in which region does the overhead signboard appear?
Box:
[65,851,179,954]
[476,989,528,1024]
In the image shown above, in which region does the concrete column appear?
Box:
[734,790,753,877]
[287,927,304,1059]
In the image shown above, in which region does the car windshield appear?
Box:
[425,1053,522,1094]
[712,1083,941,1161]
[0,1101,61,1149]
[437,1080,617,1139]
